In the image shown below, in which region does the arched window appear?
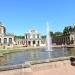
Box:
[28,41,31,46]
[4,38,7,43]
[37,34,39,38]
[33,40,35,44]
[9,38,12,43]
[38,41,39,46]
[0,38,1,43]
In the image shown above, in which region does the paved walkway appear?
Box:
[0,65,75,75]
[0,68,33,75]
[33,65,75,75]
[0,59,75,75]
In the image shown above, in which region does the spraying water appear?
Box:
[46,22,52,51]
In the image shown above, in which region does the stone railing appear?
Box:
[0,63,31,71]
[0,56,73,71]
[30,56,71,65]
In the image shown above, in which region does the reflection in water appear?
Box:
[0,48,75,66]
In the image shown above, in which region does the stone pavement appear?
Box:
[0,68,33,75]
[33,65,75,75]
[0,59,75,75]
[0,65,75,75]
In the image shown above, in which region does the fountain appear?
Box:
[46,22,52,51]
[0,22,70,67]
[46,22,53,58]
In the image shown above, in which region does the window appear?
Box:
[4,38,7,43]
[0,38,1,43]
[9,38,12,43]
[37,41,39,46]
[4,27,6,34]
[37,34,39,38]
[32,34,35,39]
[28,41,31,45]
[18,41,19,45]
[71,37,73,40]
[22,41,24,45]
[26,34,27,39]
[33,40,35,44]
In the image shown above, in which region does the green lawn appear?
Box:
[0,48,34,54]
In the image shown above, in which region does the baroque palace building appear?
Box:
[0,22,43,49]
[0,22,75,49]
[0,23,15,49]
[52,29,75,46]
[25,29,42,47]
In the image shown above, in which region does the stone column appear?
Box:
[36,40,38,46]
[12,37,15,44]
[39,40,41,46]
[1,27,3,34]
[7,38,9,43]
[35,34,37,39]
[31,40,33,47]
[1,37,4,43]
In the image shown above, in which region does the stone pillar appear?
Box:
[1,28,4,34]
[31,40,33,46]
[18,40,19,45]
[36,40,38,46]
[7,38,9,43]
[1,37,3,43]
[12,37,14,44]
[35,34,37,39]
[39,40,41,46]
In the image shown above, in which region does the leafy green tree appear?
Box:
[63,27,69,35]
[50,32,54,36]
[53,32,63,36]
[63,25,75,35]
[41,35,46,39]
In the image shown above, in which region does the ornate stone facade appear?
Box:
[52,31,75,46]
[15,36,25,46]
[0,23,15,49]
[25,29,41,47]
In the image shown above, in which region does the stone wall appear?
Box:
[0,57,71,75]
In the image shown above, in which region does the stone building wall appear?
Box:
[25,30,41,47]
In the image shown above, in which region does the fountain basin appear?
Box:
[0,56,72,71]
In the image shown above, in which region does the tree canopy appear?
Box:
[63,25,75,35]
[41,31,63,39]
[41,25,75,39]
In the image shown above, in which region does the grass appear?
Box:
[0,47,35,54]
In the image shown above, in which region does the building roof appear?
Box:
[26,29,40,34]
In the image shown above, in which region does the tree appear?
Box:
[53,32,63,36]
[63,27,69,35]
[41,35,46,39]
[15,36,25,39]
[50,32,54,36]
[63,25,75,35]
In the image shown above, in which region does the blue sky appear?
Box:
[0,0,75,35]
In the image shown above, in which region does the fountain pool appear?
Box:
[0,22,74,66]
[0,47,70,66]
